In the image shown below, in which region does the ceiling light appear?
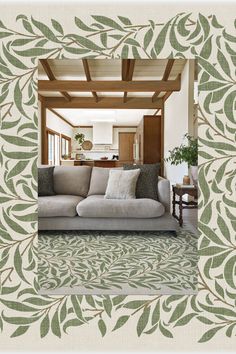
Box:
[91,117,117,123]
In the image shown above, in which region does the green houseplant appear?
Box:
[74,132,85,150]
[165,134,198,186]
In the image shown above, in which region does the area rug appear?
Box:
[38,230,198,295]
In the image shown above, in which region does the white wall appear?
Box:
[46,109,74,138]
[164,60,195,184]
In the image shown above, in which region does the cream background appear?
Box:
[1,1,236,352]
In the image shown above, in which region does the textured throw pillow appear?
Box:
[38,167,55,196]
[104,169,140,199]
[123,163,160,200]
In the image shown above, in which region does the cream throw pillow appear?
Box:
[104,169,140,199]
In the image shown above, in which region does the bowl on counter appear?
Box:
[100,157,108,160]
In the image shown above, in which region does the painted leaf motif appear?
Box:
[112,315,129,331]
[92,16,126,32]
[31,17,60,43]
[137,306,150,337]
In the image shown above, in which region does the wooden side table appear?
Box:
[172,185,198,227]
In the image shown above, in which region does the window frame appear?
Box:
[46,128,60,166]
[61,134,72,158]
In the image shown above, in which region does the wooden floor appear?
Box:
[170,202,198,233]
[170,191,198,234]
[181,208,198,233]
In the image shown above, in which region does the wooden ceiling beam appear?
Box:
[152,59,175,102]
[163,59,175,81]
[82,59,99,103]
[122,59,129,81]
[38,78,180,92]
[39,59,71,102]
[38,94,45,103]
[122,59,135,103]
[42,97,163,109]
[153,108,161,115]
[163,91,173,102]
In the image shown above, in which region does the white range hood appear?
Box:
[92,122,113,144]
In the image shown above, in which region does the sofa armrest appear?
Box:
[157,176,170,212]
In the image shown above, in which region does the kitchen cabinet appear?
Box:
[118,132,135,164]
[62,160,118,168]
[135,115,162,165]
[94,160,116,168]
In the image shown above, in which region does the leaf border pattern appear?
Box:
[0,13,236,343]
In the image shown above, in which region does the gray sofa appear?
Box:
[38,166,178,232]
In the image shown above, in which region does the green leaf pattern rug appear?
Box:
[38,230,198,295]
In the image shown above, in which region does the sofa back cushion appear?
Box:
[38,166,55,196]
[123,163,160,200]
[53,166,92,197]
[88,167,122,196]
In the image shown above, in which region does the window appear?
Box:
[61,134,71,157]
[47,129,60,166]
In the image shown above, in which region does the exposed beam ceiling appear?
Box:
[82,59,99,103]
[152,59,175,102]
[42,97,163,109]
[38,77,180,92]
[39,59,71,102]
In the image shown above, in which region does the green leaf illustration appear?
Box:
[198,326,224,343]
[31,17,60,43]
[98,318,106,337]
[2,44,28,69]
[10,325,29,338]
[92,16,126,32]
[51,19,64,35]
[112,315,129,331]
[40,314,50,338]
[137,306,150,337]
[118,16,132,26]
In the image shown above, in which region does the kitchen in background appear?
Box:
[42,107,162,168]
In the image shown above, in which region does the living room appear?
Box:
[38,58,198,295]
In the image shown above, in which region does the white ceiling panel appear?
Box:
[53,108,156,126]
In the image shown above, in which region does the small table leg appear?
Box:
[179,195,183,227]
[172,189,176,218]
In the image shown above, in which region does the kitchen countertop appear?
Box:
[61,159,119,162]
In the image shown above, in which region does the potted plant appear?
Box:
[165,134,198,186]
[74,132,85,150]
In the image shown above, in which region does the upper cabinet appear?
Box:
[93,122,113,144]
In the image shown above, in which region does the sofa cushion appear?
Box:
[53,166,92,197]
[38,166,55,196]
[39,195,84,217]
[77,195,165,218]
[123,163,160,200]
[105,169,140,199]
[88,167,123,196]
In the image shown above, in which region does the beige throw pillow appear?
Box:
[104,169,140,199]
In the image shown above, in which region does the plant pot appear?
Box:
[190,165,198,187]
